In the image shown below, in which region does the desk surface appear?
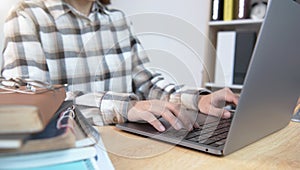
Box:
[97,122,300,170]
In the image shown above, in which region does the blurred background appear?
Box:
[0,0,211,87]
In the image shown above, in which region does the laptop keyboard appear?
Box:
[161,118,232,147]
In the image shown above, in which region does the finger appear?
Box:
[179,114,193,131]
[139,111,166,132]
[207,106,231,119]
[226,94,239,106]
[149,119,166,132]
[193,121,200,129]
[161,109,184,130]
[187,110,201,129]
[177,108,196,131]
[165,103,181,117]
[223,88,239,105]
[222,110,232,119]
[167,103,194,130]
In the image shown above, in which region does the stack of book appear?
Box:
[0,84,103,170]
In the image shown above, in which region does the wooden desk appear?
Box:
[97,122,300,170]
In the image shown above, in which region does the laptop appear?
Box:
[116,0,300,156]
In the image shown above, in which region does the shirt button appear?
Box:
[113,116,118,123]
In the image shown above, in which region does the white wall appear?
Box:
[110,0,211,87]
[0,0,21,70]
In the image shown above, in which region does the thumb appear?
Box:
[208,106,231,118]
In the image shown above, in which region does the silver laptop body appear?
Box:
[116,0,300,156]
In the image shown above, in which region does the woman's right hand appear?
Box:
[127,100,197,132]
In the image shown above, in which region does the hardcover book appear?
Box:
[0,86,66,134]
[223,0,234,21]
[211,0,224,21]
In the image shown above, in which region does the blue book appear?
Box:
[0,144,97,169]
[14,158,99,170]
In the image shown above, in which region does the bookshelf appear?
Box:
[203,0,267,92]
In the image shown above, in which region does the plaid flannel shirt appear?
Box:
[1,0,210,125]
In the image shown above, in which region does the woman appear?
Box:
[1,0,239,131]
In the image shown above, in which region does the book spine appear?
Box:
[223,0,234,21]
[235,0,251,19]
[215,31,236,86]
[211,0,224,21]
[233,31,257,85]
[0,134,29,149]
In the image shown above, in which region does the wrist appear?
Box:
[195,91,210,111]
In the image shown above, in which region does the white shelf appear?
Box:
[209,19,264,27]
[202,1,265,89]
[205,82,243,90]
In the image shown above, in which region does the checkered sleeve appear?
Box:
[73,91,139,125]
[1,4,50,82]
[130,36,211,111]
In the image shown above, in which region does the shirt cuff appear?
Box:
[74,92,138,125]
[171,88,211,111]
[99,91,138,125]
